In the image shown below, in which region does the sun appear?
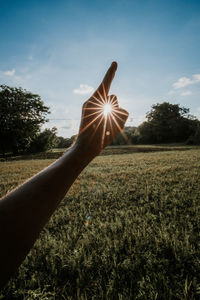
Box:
[80,86,129,145]
[103,103,113,117]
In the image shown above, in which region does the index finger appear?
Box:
[93,61,118,98]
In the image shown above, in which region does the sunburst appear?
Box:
[80,83,129,146]
[103,103,113,117]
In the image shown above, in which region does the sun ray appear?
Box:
[102,83,107,102]
[101,114,107,148]
[119,130,131,144]
[83,107,102,112]
[90,96,105,107]
[110,113,123,133]
[82,110,103,120]
[112,111,126,123]
[110,97,118,107]
[97,90,106,105]
[91,94,105,106]
[86,99,104,108]
[111,112,131,144]
[112,109,129,117]
[79,112,103,135]
[106,112,114,139]
[90,114,105,139]
[80,88,129,146]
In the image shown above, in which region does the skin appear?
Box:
[0,61,128,287]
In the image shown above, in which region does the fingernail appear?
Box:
[111,61,118,69]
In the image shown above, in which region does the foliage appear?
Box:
[187,122,200,145]
[138,102,198,144]
[111,127,138,145]
[56,135,77,149]
[1,149,200,299]
[0,85,50,156]
[56,136,72,148]
[29,127,58,153]
[108,103,199,146]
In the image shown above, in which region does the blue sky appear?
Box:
[0,0,200,137]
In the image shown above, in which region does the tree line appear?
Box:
[0,85,200,157]
[115,102,200,146]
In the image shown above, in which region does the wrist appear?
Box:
[71,140,97,163]
[58,141,95,174]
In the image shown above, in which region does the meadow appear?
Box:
[0,147,200,299]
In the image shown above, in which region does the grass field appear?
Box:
[1,148,200,299]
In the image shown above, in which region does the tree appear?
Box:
[56,136,75,148]
[29,127,58,153]
[137,121,155,143]
[186,121,200,145]
[0,85,50,156]
[138,102,197,143]
[111,126,137,145]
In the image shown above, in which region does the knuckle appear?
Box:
[109,94,117,100]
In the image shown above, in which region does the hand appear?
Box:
[76,62,129,158]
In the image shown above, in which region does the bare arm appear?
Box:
[0,62,128,287]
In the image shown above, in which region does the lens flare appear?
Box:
[79,83,129,147]
[103,103,113,117]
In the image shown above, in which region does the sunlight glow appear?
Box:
[103,103,113,117]
[79,84,129,147]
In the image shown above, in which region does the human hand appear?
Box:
[76,62,129,158]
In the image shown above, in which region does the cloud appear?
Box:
[193,74,200,82]
[172,74,200,89]
[3,69,16,76]
[73,84,94,95]
[180,90,193,97]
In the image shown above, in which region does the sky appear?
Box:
[0,0,200,137]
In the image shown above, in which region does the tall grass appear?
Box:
[1,149,200,299]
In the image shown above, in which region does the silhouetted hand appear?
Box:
[76,62,129,158]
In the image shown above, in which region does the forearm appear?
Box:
[0,143,93,286]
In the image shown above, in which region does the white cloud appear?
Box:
[73,84,94,95]
[3,69,16,76]
[180,90,193,97]
[193,74,200,81]
[172,74,200,89]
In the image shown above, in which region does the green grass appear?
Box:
[1,149,200,299]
